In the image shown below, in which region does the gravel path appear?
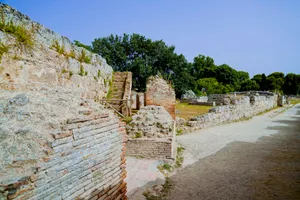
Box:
[167,105,300,200]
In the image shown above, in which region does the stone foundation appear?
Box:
[126,106,176,160]
[126,138,176,160]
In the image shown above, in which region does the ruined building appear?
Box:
[0,3,127,199]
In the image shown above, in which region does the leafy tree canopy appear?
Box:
[77,33,300,96]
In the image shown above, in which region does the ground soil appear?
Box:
[166,105,300,200]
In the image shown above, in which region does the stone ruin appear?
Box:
[177,93,279,133]
[126,76,177,160]
[145,75,176,119]
[0,3,127,199]
[0,3,112,100]
[0,91,127,199]
[126,106,176,160]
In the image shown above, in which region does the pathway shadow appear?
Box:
[164,108,300,200]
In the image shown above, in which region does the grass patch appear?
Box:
[290,99,300,105]
[66,49,76,59]
[51,40,65,55]
[123,116,133,124]
[77,49,91,64]
[0,41,9,62]
[61,68,68,74]
[78,64,88,76]
[176,102,211,120]
[105,75,114,98]
[157,145,185,176]
[11,54,21,60]
[157,163,173,175]
[176,128,183,136]
[68,71,73,79]
[0,12,34,49]
[175,146,185,168]
[132,132,142,138]
[143,177,172,200]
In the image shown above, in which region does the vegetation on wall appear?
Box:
[0,10,34,50]
[77,49,91,64]
[0,41,9,62]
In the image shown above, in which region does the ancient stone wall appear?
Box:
[126,106,176,160]
[145,76,176,119]
[207,94,227,105]
[178,95,278,132]
[131,91,145,109]
[0,90,127,199]
[0,4,128,200]
[0,3,113,100]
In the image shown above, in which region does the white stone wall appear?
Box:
[179,95,278,132]
[126,106,176,159]
[0,3,113,100]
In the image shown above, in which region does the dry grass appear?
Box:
[176,103,212,120]
[290,99,300,105]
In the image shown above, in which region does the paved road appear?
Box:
[167,105,300,200]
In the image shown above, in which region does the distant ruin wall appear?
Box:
[178,95,278,132]
[0,3,113,100]
[0,90,127,200]
[145,76,176,119]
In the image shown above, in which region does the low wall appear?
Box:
[126,106,176,160]
[0,90,127,199]
[178,95,278,132]
[126,138,175,160]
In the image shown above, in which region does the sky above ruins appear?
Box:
[2,0,300,77]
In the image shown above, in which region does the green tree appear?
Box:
[240,80,260,91]
[92,33,193,97]
[252,74,262,89]
[261,73,267,91]
[237,71,250,82]
[266,72,285,93]
[73,40,93,52]
[283,73,300,95]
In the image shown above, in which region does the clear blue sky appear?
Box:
[2,0,300,77]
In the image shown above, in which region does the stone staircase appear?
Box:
[106,72,132,116]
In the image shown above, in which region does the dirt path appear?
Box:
[167,105,300,200]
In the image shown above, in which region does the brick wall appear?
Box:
[0,91,127,200]
[145,76,176,119]
[126,138,176,160]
